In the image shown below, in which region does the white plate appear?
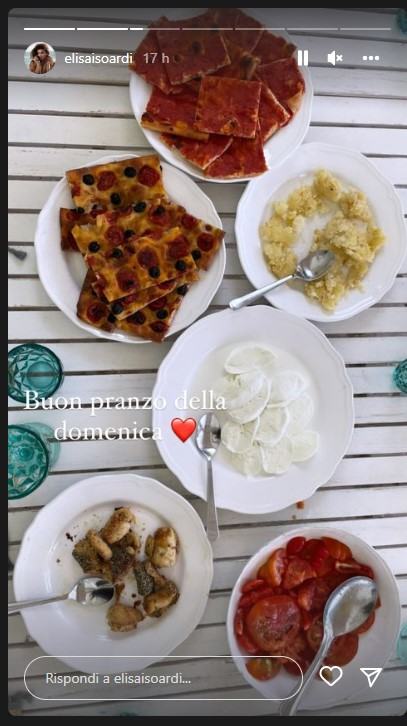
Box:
[226,526,401,710]
[34,153,226,343]
[13,474,213,674]
[152,306,354,514]
[235,142,407,321]
[129,25,313,183]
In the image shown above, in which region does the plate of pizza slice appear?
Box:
[35,153,226,343]
[129,8,312,182]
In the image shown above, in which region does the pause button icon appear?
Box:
[297,49,309,66]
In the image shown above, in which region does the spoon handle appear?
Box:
[279,633,332,716]
[229,274,294,311]
[206,458,219,543]
[8,593,68,615]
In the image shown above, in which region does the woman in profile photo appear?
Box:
[29,43,55,74]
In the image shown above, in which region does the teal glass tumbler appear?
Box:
[393,360,407,394]
[397,622,407,665]
[8,423,60,499]
[8,343,63,403]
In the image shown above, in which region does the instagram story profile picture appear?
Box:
[25,42,56,75]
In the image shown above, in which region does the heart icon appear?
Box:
[319,665,343,687]
[171,417,197,443]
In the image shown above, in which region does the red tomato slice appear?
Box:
[296,579,316,612]
[353,610,375,635]
[310,543,333,577]
[325,633,359,666]
[335,559,373,578]
[241,578,267,593]
[257,563,269,580]
[238,587,276,611]
[322,537,352,562]
[246,657,281,681]
[301,539,321,561]
[301,610,314,631]
[282,557,316,590]
[306,616,324,652]
[245,595,301,652]
[265,548,287,587]
[234,608,244,636]
[286,536,306,556]
[282,633,315,675]
[236,629,261,655]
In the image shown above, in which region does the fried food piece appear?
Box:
[143,581,179,618]
[72,536,111,579]
[144,560,167,588]
[145,527,178,568]
[107,602,144,632]
[109,532,138,582]
[87,530,112,561]
[134,561,155,596]
[101,507,136,544]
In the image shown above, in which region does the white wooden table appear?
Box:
[8,7,407,717]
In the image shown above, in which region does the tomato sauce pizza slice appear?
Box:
[66,155,165,214]
[161,133,233,171]
[214,39,259,81]
[129,19,172,94]
[85,227,197,302]
[210,9,264,54]
[141,85,208,141]
[256,57,305,115]
[258,86,291,143]
[253,31,296,65]
[155,21,230,86]
[205,125,267,179]
[195,76,262,139]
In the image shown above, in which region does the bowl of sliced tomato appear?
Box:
[226,527,400,709]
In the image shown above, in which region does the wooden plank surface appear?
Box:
[8,6,407,718]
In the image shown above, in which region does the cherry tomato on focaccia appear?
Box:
[245,595,301,652]
[246,657,281,681]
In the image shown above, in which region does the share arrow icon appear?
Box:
[360,667,383,687]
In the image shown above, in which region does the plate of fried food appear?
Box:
[235,142,407,321]
[13,474,213,674]
[35,153,225,343]
[129,8,312,181]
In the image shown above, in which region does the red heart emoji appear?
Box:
[171,417,197,443]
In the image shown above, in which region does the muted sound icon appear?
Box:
[327,50,344,66]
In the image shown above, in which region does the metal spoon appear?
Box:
[229,250,335,311]
[8,576,114,615]
[195,413,221,544]
[279,576,378,716]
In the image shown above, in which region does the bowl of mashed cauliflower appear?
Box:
[235,143,406,322]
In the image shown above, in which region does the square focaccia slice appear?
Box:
[117,283,193,342]
[83,226,197,302]
[77,270,115,331]
[71,200,224,271]
[66,155,165,214]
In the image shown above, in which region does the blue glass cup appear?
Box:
[393,360,407,394]
[8,423,60,499]
[8,344,63,403]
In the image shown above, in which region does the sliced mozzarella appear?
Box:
[214,371,265,410]
[229,378,271,424]
[230,443,263,476]
[221,418,259,454]
[285,393,314,436]
[267,370,307,407]
[255,405,289,446]
[260,437,293,474]
[224,344,276,375]
[290,430,319,462]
